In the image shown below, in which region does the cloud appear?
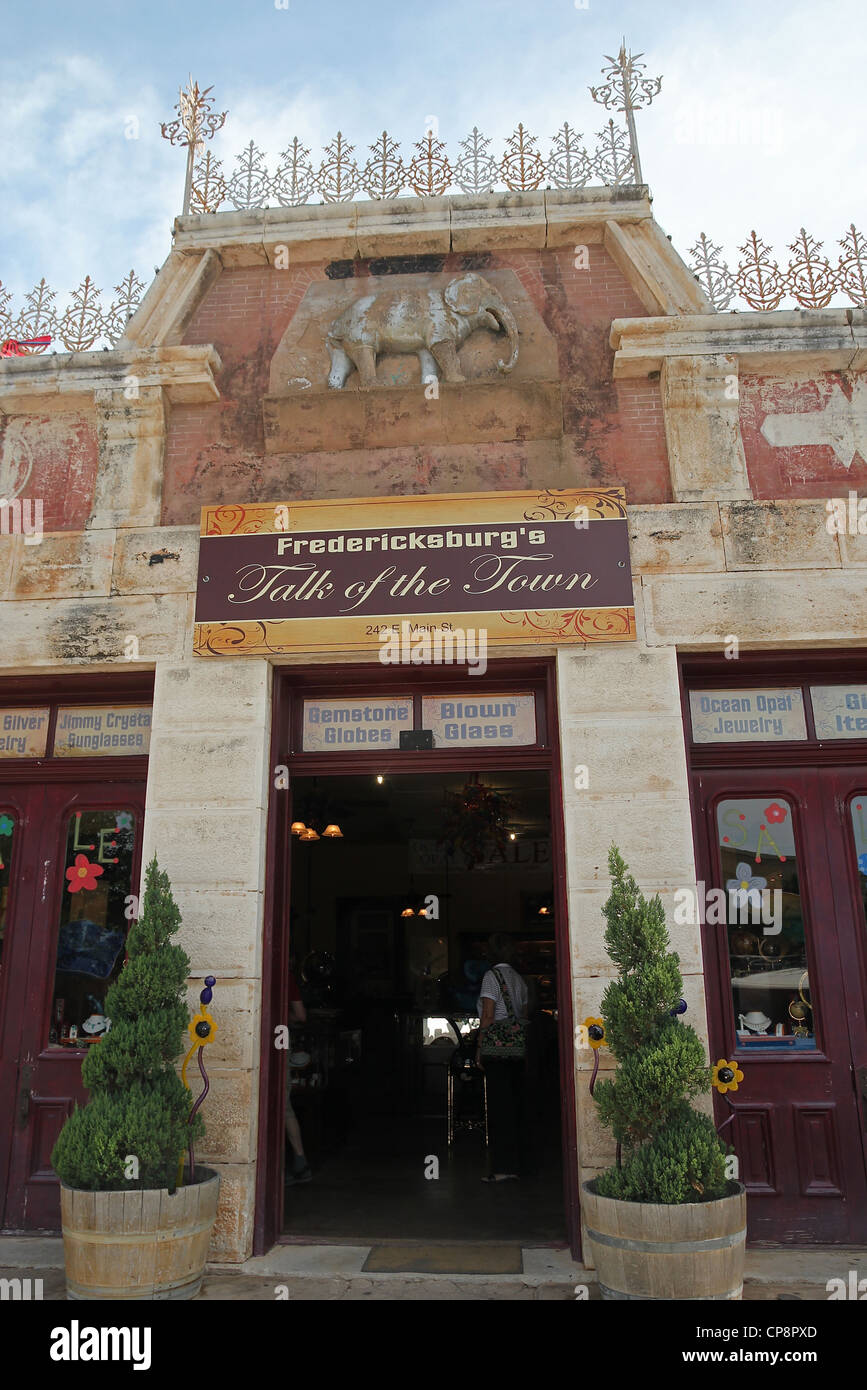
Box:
[1,4,865,325]
[0,55,175,311]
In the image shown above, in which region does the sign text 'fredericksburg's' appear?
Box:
[195,518,633,624]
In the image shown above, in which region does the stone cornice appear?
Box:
[169,188,657,264]
[0,344,222,413]
[118,189,705,345]
[610,309,867,378]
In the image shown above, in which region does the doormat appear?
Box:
[363,1244,523,1275]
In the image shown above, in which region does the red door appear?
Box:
[0,782,144,1230]
[694,767,867,1243]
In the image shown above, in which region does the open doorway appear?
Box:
[281,768,565,1243]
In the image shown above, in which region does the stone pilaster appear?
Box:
[140,657,273,1262]
[556,643,709,1262]
[661,354,752,502]
[90,385,167,531]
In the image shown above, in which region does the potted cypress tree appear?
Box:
[581,847,746,1300]
[52,856,220,1300]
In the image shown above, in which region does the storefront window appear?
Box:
[716,797,816,1052]
[49,809,136,1048]
[0,811,15,973]
[850,797,867,933]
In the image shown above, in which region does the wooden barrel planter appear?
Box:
[581,1179,747,1300]
[61,1168,220,1301]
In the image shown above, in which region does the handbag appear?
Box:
[479,968,528,1060]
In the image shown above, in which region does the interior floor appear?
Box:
[284,1111,564,1243]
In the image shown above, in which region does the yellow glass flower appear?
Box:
[188,1004,218,1048]
[181,1005,219,1093]
[712,1058,744,1093]
[584,1016,606,1050]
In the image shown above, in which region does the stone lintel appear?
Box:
[0,345,222,413]
[641,569,867,647]
[0,592,190,668]
[611,309,867,378]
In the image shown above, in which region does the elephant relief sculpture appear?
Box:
[325,272,519,390]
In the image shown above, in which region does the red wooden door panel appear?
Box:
[694,767,867,1244]
[0,784,45,1224]
[2,782,145,1230]
[821,772,867,1180]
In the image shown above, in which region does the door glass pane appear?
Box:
[850,797,867,930]
[49,809,136,1049]
[0,812,16,973]
[716,797,816,1052]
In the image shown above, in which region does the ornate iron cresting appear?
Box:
[0,271,145,354]
[589,38,662,187]
[160,77,228,217]
[183,120,642,214]
[688,226,867,311]
[162,45,671,214]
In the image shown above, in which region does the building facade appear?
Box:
[1,187,866,1260]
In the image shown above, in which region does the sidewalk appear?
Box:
[1,1235,864,1300]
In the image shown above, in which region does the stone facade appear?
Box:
[2,191,865,1261]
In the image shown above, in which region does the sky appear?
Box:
[1,0,864,318]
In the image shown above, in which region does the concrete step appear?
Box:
[1,1236,864,1301]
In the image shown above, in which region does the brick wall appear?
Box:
[741,370,867,498]
[0,412,98,531]
[162,246,669,524]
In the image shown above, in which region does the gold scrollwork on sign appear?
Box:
[499,608,636,641]
[522,489,629,522]
[205,505,269,536]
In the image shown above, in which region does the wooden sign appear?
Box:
[689,689,807,743]
[54,706,152,757]
[302,697,413,750]
[0,707,49,758]
[422,693,536,748]
[811,685,867,739]
[194,488,635,657]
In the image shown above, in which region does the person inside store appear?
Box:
[476,934,530,1183]
[286,966,312,1185]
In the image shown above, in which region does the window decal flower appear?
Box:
[0,814,14,837]
[764,802,787,824]
[712,1059,744,1094]
[114,812,134,832]
[584,1016,606,1049]
[66,854,105,894]
[726,862,767,911]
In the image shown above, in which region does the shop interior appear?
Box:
[282,769,565,1242]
